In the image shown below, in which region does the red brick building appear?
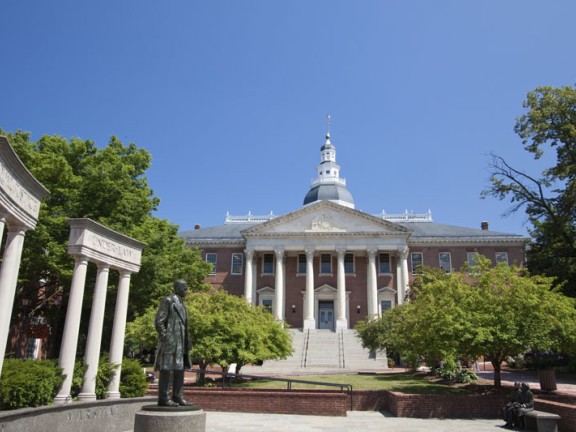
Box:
[182,133,526,331]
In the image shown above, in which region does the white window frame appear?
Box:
[297,253,307,275]
[262,253,275,275]
[378,253,391,274]
[320,253,333,275]
[344,253,355,274]
[439,252,452,274]
[467,252,480,274]
[231,253,243,275]
[495,252,509,265]
[411,252,423,275]
[206,253,217,275]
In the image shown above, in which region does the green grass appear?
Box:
[233,372,482,395]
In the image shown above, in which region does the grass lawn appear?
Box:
[232,372,493,395]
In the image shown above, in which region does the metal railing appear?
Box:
[189,368,352,393]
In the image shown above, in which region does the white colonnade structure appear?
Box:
[0,136,49,378]
[54,218,145,403]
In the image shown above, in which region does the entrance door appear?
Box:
[318,301,335,330]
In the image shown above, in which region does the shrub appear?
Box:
[0,359,64,410]
[119,358,148,398]
[435,358,478,384]
[70,356,118,400]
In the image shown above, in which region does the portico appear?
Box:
[240,200,411,330]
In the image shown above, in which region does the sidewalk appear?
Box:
[205,411,504,432]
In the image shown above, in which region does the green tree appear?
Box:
[125,291,293,378]
[355,256,576,387]
[187,291,292,376]
[1,129,210,355]
[482,85,576,296]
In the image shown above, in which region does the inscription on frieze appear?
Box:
[0,162,41,217]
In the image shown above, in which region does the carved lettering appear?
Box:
[0,162,41,217]
[85,232,138,262]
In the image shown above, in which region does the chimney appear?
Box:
[481,221,489,231]
[194,224,201,230]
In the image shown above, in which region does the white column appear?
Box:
[396,252,403,306]
[304,249,316,330]
[367,249,378,317]
[336,249,348,330]
[400,247,410,304]
[0,212,8,251]
[244,249,254,304]
[78,264,110,401]
[55,255,89,404]
[107,270,132,399]
[0,225,27,377]
[274,249,285,321]
[251,256,257,306]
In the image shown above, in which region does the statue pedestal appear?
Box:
[134,404,206,432]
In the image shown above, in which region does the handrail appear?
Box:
[188,368,353,394]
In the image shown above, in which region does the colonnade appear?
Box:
[243,246,410,329]
[0,136,49,378]
[54,218,144,403]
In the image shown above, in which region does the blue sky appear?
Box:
[1,1,574,235]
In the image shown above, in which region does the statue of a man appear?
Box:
[154,279,192,407]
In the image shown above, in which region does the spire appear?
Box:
[302,118,355,208]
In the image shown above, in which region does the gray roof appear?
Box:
[303,184,355,207]
[181,219,525,245]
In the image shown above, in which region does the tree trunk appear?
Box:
[492,360,502,388]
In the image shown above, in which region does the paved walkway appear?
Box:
[205,411,504,431]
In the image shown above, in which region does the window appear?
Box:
[495,252,509,265]
[344,253,355,274]
[411,252,423,274]
[320,253,332,274]
[231,253,243,275]
[439,252,452,273]
[262,253,274,274]
[206,253,217,275]
[467,252,480,274]
[378,253,391,274]
[380,300,392,314]
[298,254,307,274]
[262,299,273,313]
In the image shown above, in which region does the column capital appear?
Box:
[398,246,409,259]
[336,248,347,258]
[367,248,378,259]
[274,248,285,260]
[244,249,254,261]
[305,249,315,259]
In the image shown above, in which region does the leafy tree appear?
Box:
[125,291,293,379]
[187,291,292,376]
[355,256,576,387]
[482,85,576,296]
[0,129,210,356]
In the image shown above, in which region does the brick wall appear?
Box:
[535,395,576,432]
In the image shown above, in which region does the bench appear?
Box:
[522,410,560,432]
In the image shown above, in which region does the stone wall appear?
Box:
[0,397,155,432]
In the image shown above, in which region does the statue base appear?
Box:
[134,404,206,432]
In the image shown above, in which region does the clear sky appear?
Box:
[1,1,574,235]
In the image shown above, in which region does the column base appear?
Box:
[77,392,97,402]
[106,391,121,400]
[303,318,316,330]
[53,394,73,405]
[336,319,348,331]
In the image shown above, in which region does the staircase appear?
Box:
[242,328,388,375]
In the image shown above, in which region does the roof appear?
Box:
[303,183,355,207]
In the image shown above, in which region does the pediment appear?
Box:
[241,201,410,238]
[315,284,337,294]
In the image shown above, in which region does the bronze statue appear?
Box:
[502,382,534,429]
[154,279,192,407]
